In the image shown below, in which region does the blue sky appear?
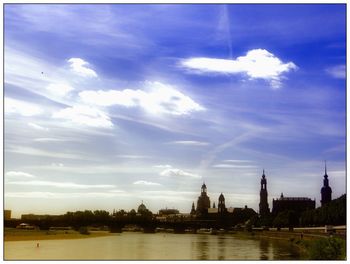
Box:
[4,4,346,218]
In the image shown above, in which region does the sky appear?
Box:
[4,4,346,218]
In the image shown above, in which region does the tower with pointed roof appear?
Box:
[190,202,196,215]
[196,182,210,217]
[321,161,332,206]
[259,170,270,217]
[218,193,226,214]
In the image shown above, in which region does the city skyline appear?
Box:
[4,4,346,218]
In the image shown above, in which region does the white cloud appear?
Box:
[117,155,151,159]
[52,105,113,128]
[212,164,257,169]
[7,180,115,189]
[51,163,64,167]
[28,122,49,131]
[133,180,161,186]
[326,65,346,79]
[5,191,128,199]
[5,171,36,178]
[34,138,65,142]
[79,81,205,115]
[153,165,172,169]
[222,159,252,163]
[46,83,74,97]
[5,98,42,116]
[168,140,210,146]
[160,168,201,179]
[6,145,86,160]
[68,58,97,77]
[181,49,297,88]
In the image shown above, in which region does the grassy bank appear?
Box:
[4,228,112,242]
[234,230,346,260]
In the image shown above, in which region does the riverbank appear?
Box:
[4,228,112,241]
[234,230,346,260]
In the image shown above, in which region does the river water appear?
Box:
[4,232,302,260]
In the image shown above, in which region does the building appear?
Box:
[4,210,11,220]
[190,202,196,215]
[272,193,315,215]
[158,208,179,215]
[321,162,332,206]
[259,170,270,217]
[218,193,227,214]
[137,201,151,215]
[192,183,256,223]
[196,183,210,217]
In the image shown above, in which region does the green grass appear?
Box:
[300,237,346,260]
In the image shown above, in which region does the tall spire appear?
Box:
[324,160,327,175]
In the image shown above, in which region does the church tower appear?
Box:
[218,193,226,214]
[321,161,332,207]
[190,202,196,215]
[196,182,210,216]
[259,170,270,217]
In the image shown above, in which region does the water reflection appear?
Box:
[5,233,302,260]
[217,235,226,260]
[196,235,209,260]
[259,239,269,260]
[271,239,301,260]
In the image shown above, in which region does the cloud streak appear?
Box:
[52,105,113,128]
[7,180,116,189]
[181,49,297,88]
[326,65,346,79]
[6,171,36,178]
[160,168,201,179]
[79,81,205,116]
[133,180,161,186]
[168,140,210,146]
[5,98,42,116]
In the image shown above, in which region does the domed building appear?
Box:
[196,183,210,217]
[137,201,149,214]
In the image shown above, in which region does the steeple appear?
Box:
[201,182,207,194]
[218,193,226,214]
[321,162,332,206]
[190,201,196,215]
[259,170,270,217]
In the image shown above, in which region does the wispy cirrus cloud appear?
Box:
[5,191,128,199]
[79,81,205,116]
[181,49,297,88]
[6,145,87,160]
[5,98,42,116]
[326,65,345,79]
[68,58,97,78]
[5,171,36,178]
[28,122,49,131]
[222,159,252,163]
[7,180,115,189]
[212,164,257,169]
[117,155,151,159]
[133,180,161,186]
[167,140,210,146]
[153,164,172,169]
[52,105,113,128]
[160,168,201,179]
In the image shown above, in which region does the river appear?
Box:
[4,232,302,260]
